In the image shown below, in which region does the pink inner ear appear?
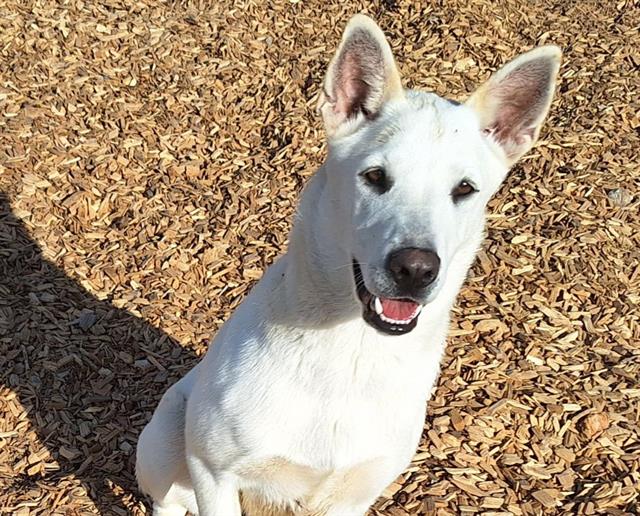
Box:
[330,30,384,122]
[490,104,537,145]
[335,53,369,118]
[488,59,553,147]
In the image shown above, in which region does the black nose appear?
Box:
[387,247,440,293]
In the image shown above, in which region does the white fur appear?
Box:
[136,15,560,516]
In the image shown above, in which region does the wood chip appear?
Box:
[581,413,611,438]
[532,488,562,508]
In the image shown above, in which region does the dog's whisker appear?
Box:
[330,262,371,272]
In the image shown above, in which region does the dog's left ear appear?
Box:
[467,46,562,166]
[318,14,404,138]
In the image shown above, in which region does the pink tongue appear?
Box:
[380,298,419,321]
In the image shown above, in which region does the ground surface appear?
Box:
[1,0,639,514]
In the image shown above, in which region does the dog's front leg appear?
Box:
[187,456,241,516]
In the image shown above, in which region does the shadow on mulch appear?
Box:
[0,191,197,513]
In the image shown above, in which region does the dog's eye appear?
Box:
[451,180,477,203]
[361,167,390,194]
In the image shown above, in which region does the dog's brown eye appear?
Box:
[451,180,477,203]
[361,167,390,194]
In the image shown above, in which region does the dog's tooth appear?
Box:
[374,297,383,315]
[380,313,409,325]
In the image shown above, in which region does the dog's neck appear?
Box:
[283,167,359,328]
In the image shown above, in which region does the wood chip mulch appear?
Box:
[0,0,638,514]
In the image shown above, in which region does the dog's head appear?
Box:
[317,15,561,336]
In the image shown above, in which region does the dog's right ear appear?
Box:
[318,14,404,138]
[466,46,562,166]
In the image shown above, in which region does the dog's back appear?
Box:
[136,369,198,515]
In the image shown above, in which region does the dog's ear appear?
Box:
[318,14,404,138]
[466,46,561,165]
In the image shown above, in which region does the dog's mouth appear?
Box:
[352,260,421,336]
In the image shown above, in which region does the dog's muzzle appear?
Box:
[352,260,422,336]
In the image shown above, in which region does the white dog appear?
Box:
[136,14,561,516]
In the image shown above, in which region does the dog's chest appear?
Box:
[196,313,445,513]
[231,322,439,467]
[230,332,434,513]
